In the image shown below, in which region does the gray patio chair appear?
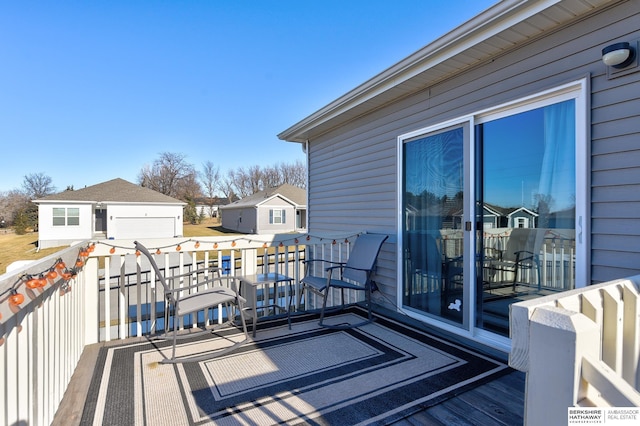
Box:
[484,228,544,292]
[134,241,249,363]
[299,233,388,328]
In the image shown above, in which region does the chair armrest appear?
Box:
[164,266,224,281]
[339,265,373,273]
[303,259,345,266]
[325,264,348,272]
[303,260,346,276]
[514,250,537,261]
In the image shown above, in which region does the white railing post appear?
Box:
[622,282,640,388]
[84,257,99,345]
[512,276,640,425]
[243,249,257,276]
[526,305,601,425]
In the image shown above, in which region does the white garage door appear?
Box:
[115,217,176,239]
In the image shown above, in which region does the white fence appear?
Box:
[439,228,575,290]
[0,233,359,426]
[510,275,640,425]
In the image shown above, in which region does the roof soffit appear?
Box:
[278,0,613,142]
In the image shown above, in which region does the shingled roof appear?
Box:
[33,178,185,204]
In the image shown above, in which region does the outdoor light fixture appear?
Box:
[602,42,636,68]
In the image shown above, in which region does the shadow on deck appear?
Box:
[53,307,524,425]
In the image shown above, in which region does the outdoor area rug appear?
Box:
[81,308,509,425]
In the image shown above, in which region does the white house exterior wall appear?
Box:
[37,203,93,249]
[304,0,640,299]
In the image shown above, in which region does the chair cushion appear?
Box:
[326,279,365,291]
[175,287,241,317]
[302,275,365,292]
[301,275,328,291]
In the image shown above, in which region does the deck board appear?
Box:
[390,370,525,426]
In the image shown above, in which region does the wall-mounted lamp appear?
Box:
[602,42,636,69]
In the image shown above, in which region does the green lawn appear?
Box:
[0,219,234,274]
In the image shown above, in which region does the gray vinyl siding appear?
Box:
[590,1,640,282]
[307,0,640,295]
[256,198,296,234]
[220,207,257,234]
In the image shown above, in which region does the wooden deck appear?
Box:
[392,370,525,425]
[53,309,525,425]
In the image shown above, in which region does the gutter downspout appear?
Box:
[305,139,310,232]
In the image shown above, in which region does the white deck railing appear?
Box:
[510,275,640,425]
[0,232,359,426]
[0,244,93,426]
[441,228,575,291]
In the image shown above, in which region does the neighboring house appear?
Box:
[479,204,539,229]
[480,204,504,230]
[194,196,233,218]
[507,207,538,229]
[279,0,640,351]
[33,178,186,249]
[220,184,306,234]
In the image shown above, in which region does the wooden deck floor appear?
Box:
[53,309,526,425]
[392,370,525,425]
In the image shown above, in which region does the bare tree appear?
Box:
[223,160,307,198]
[277,160,307,189]
[200,161,221,217]
[225,166,261,198]
[22,173,56,199]
[138,152,201,201]
[261,165,281,189]
[219,175,237,203]
[0,190,30,227]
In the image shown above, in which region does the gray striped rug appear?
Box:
[81,308,508,425]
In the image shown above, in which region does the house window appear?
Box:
[53,207,80,226]
[269,209,286,224]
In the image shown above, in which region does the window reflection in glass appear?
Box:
[403,127,464,325]
[476,99,576,335]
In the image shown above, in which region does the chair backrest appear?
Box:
[134,241,173,300]
[503,228,545,262]
[343,234,388,284]
[407,231,442,279]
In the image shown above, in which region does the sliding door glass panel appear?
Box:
[475,99,576,336]
[403,127,465,326]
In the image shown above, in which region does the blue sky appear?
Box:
[0,0,496,194]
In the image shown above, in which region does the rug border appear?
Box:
[80,306,511,426]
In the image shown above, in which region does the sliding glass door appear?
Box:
[475,99,576,335]
[402,125,467,327]
[400,81,586,341]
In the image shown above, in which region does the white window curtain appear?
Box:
[538,100,576,213]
